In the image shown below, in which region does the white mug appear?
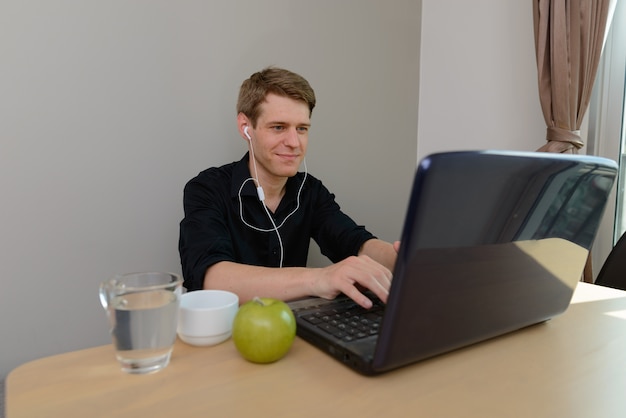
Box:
[177,290,239,346]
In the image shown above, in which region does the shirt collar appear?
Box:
[230,153,302,205]
[231,153,256,198]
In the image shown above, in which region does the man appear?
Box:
[179,67,398,309]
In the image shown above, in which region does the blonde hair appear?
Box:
[237,67,316,127]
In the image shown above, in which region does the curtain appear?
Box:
[533,0,617,154]
[532,0,617,282]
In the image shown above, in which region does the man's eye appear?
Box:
[297,127,309,133]
[272,126,285,131]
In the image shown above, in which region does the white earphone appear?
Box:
[237,122,308,268]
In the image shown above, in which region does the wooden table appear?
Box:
[7,282,626,417]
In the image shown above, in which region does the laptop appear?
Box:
[288,150,618,375]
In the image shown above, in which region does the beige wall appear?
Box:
[0,0,547,378]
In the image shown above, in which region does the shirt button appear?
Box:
[272,248,278,255]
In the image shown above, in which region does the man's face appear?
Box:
[248,93,310,183]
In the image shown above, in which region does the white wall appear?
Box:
[0,0,420,378]
[1,1,552,379]
[418,1,545,159]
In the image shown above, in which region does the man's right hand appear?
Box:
[310,255,392,309]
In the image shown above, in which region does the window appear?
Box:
[587,0,625,268]
[616,91,626,238]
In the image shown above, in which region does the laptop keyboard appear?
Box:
[299,298,385,342]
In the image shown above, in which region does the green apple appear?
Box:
[232,297,296,364]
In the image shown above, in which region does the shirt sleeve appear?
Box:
[178,172,236,291]
[310,180,376,263]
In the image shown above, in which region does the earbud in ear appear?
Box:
[244,126,251,141]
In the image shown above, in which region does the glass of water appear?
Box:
[99,272,183,374]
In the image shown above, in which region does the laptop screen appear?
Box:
[373,150,617,372]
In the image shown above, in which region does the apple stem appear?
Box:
[252,296,265,306]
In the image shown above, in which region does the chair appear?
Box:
[595,232,626,291]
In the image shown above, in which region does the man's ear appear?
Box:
[237,113,251,140]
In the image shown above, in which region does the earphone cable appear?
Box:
[237,159,308,232]
[239,139,308,268]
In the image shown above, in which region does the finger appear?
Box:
[364,276,389,304]
[351,261,392,304]
[342,285,374,309]
[362,257,393,288]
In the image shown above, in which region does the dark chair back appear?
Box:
[595,232,626,290]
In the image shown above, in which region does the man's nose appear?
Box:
[285,128,300,146]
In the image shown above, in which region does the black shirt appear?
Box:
[178,153,375,291]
